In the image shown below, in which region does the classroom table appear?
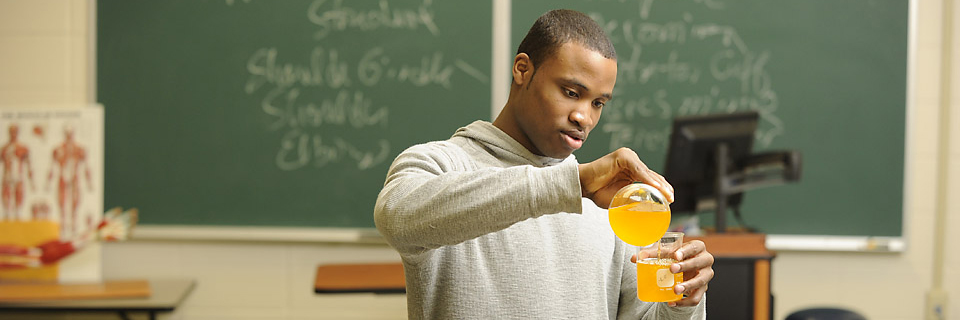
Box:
[315,263,405,294]
[0,279,195,320]
[315,234,774,320]
[688,233,775,320]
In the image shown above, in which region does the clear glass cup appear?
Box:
[636,231,684,302]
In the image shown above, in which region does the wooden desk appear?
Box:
[689,233,776,320]
[0,279,195,320]
[315,263,405,294]
[314,234,775,320]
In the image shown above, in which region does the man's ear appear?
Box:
[512,53,533,87]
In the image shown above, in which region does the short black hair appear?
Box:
[516,9,617,72]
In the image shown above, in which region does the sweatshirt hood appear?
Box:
[453,121,573,167]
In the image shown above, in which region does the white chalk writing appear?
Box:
[245,47,351,94]
[308,0,438,39]
[581,0,724,19]
[260,88,388,131]
[359,47,457,88]
[246,46,485,92]
[240,0,487,171]
[225,0,252,6]
[585,1,783,154]
[276,129,390,171]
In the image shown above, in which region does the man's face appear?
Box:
[514,42,617,159]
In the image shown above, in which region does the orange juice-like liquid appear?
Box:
[636,258,683,302]
[608,202,671,247]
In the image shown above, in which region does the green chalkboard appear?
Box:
[98,0,491,227]
[513,1,907,236]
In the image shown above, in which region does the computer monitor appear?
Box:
[663,111,759,232]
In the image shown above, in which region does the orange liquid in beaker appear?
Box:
[608,202,671,247]
[636,258,683,302]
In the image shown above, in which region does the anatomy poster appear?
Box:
[0,106,103,243]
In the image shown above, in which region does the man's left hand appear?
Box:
[633,240,714,307]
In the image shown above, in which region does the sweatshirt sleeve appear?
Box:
[374,143,582,255]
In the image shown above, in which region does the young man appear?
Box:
[375,9,713,319]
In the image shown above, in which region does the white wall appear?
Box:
[102,241,407,320]
[0,0,90,105]
[1,0,958,319]
[0,0,103,286]
[769,1,960,319]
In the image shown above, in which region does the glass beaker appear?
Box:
[636,232,684,302]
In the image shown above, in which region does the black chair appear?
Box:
[785,308,867,320]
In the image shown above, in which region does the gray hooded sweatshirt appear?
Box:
[375,121,706,320]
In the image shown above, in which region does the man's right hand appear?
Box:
[577,147,674,209]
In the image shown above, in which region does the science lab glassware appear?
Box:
[636,232,684,302]
[608,182,671,247]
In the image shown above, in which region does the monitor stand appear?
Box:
[711,144,802,233]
